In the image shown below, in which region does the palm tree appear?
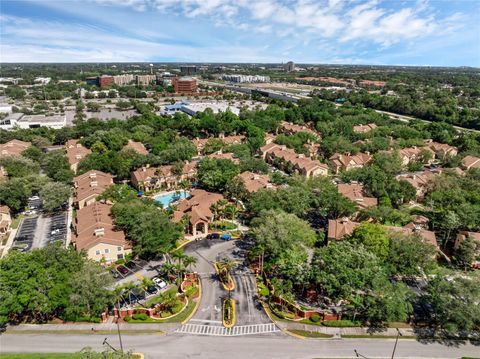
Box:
[216,199,228,220]
[121,281,137,307]
[183,255,198,272]
[171,250,187,265]
[162,263,176,281]
[210,201,221,221]
[218,257,236,283]
[224,204,239,221]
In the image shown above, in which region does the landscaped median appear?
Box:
[214,261,235,291]
[222,298,236,328]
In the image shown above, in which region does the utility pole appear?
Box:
[391,328,403,359]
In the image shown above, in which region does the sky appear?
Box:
[1,0,479,66]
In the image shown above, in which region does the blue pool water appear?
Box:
[154,190,190,208]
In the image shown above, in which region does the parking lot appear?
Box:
[47,212,67,244]
[12,217,38,252]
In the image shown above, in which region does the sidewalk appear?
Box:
[276,321,417,337]
[1,227,17,258]
[6,322,181,334]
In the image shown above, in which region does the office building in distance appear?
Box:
[284,61,295,72]
[180,65,197,75]
[173,77,197,93]
[221,74,270,83]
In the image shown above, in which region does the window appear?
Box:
[117,246,122,251]
[104,248,110,254]
[95,250,100,255]
[117,254,124,260]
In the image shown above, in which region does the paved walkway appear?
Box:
[0,227,17,258]
[6,322,180,333]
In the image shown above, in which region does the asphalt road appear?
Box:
[184,238,270,327]
[2,333,478,358]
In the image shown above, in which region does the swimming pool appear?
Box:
[154,190,190,208]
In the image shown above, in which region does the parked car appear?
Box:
[110,269,120,278]
[152,277,167,289]
[221,233,232,241]
[116,265,130,275]
[207,233,220,240]
[146,286,158,295]
[125,261,139,270]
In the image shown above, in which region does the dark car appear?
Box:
[116,265,130,275]
[207,233,220,240]
[146,286,158,295]
[125,261,139,270]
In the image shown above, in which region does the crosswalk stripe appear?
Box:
[175,323,279,336]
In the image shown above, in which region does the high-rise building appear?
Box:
[180,65,197,75]
[284,61,295,72]
[172,77,197,93]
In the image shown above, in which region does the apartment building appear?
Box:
[73,202,131,264]
[260,143,329,178]
[337,182,377,209]
[65,139,91,173]
[131,162,197,192]
[329,152,372,174]
[73,170,114,209]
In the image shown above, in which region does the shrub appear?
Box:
[322,320,360,327]
[132,313,149,321]
[123,316,132,322]
[310,314,320,323]
[74,316,101,323]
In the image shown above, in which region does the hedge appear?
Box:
[322,320,361,327]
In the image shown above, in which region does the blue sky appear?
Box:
[1,0,479,66]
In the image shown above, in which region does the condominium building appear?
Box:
[136,75,156,86]
[113,74,134,86]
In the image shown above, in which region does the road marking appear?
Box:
[175,323,280,336]
[190,319,222,324]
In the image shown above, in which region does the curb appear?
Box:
[283,329,306,340]
[181,280,202,325]
[222,298,236,328]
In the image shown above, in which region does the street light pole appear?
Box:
[116,300,124,353]
[102,337,117,352]
[391,328,403,359]
[354,349,369,359]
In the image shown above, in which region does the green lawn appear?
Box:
[287,329,333,338]
[0,355,82,359]
[0,354,141,359]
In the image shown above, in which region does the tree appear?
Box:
[203,138,225,154]
[453,236,477,271]
[111,200,183,259]
[347,222,390,260]
[197,158,240,193]
[86,102,101,112]
[65,263,114,320]
[387,233,437,276]
[0,175,48,213]
[0,244,112,326]
[0,156,39,178]
[250,210,316,271]
[41,150,74,183]
[422,275,480,334]
[39,182,71,211]
[311,241,412,325]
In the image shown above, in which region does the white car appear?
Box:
[152,277,167,289]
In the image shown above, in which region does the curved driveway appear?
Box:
[182,238,272,334]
